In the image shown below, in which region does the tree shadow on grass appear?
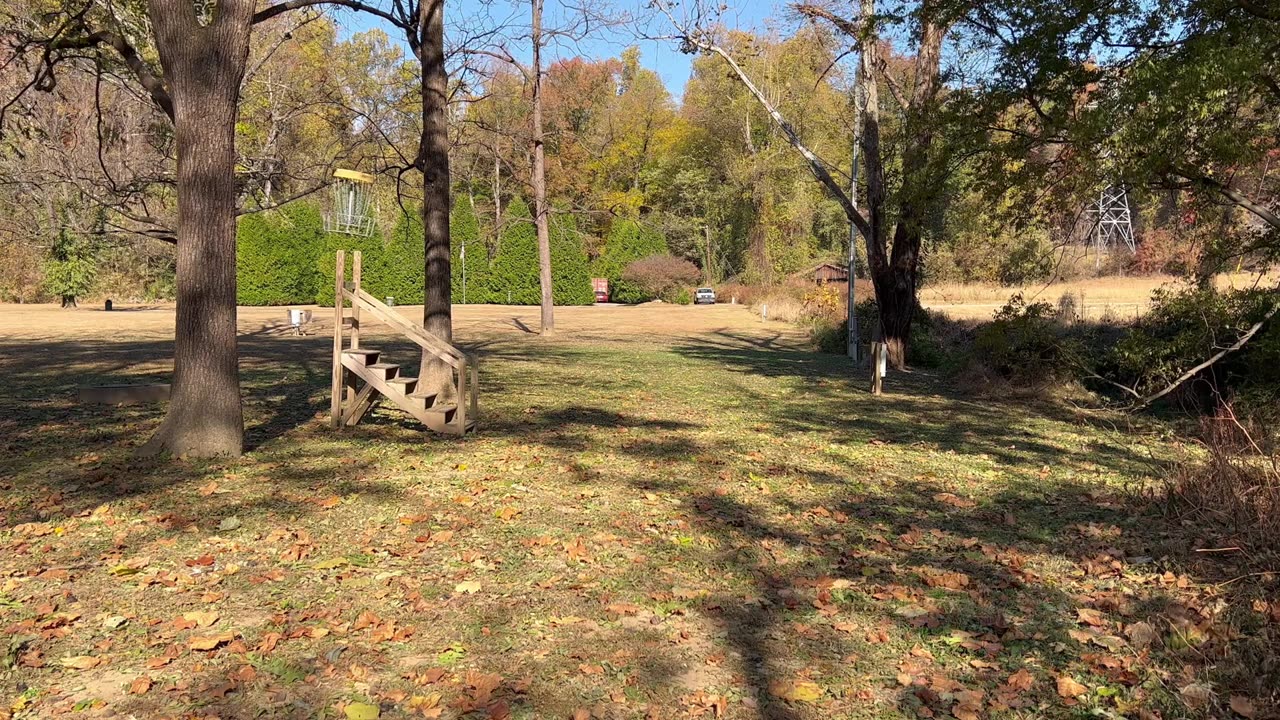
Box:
[0,321,1256,718]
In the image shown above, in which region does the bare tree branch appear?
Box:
[1133,293,1280,410]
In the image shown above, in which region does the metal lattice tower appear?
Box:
[1089,185,1136,253]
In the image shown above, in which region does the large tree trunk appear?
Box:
[880,14,944,369]
[139,0,251,457]
[855,0,943,370]
[417,0,454,391]
[855,0,902,366]
[531,0,554,333]
[872,224,920,368]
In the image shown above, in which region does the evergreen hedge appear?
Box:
[486,198,596,305]
[549,212,595,305]
[236,195,602,308]
[487,198,540,304]
[314,226,389,306]
[451,195,493,304]
[378,211,425,305]
[592,217,669,303]
[236,203,325,305]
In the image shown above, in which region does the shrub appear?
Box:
[810,318,848,354]
[0,239,46,302]
[621,254,699,303]
[972,294,1083,381]
[1106,286,1280,414]
[668,287,693,305]
[1165,405,1280,568]
[801,284,842,322]
[237,203,324,305]
[1132,228,1202,276]
[44,225,97,306]
[593,218,669,303]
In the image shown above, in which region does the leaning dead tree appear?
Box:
[650,0,951,369]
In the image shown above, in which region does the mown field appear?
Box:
[0,302,1273,719]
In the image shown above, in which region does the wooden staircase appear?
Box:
[330,250,478,435]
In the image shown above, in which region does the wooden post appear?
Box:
[469,360,479,422]
[457,360,468,434]
[351,250,362,351]
[331,251,345,427]
[870,341,886,396]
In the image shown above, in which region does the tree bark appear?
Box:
[138,0,252,457]
[856,0,943,370]
[417,0,454,392]
[531,0,555,333]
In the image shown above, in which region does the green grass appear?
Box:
[0,322,1272,719]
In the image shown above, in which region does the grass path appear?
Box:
[0,304,1273,719]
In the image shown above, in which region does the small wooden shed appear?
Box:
[799,262,850,284]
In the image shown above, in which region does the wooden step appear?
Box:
[407,391,438,408]
[343,348,380,365]
[386,376,418,394]
[414,403,475,436]
[366,362,399,380]
[424,404,457,422]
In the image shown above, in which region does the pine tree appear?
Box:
[488,198,540,304]
[451,195,491,303]
[593,217,669,303]
[549,212,594,305]
[236,202,324,305]
[379,210,426,305]
[45,222,97,308]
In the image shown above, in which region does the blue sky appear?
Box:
[337,0,787,97]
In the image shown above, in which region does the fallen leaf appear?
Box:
[59,655,101,670]
[1230,696,1257,718]
[1076,608,1107,627]
[182,610,219,628]
[320,496,343,509]
[189,632,235,651]
[932,492,976,508]
[344,702,380,720]
[454,580,481,594]
[1056,676,1088,698]
[1179,682,1212,709]
[1126,621,1158,649]
[767,679,823,704]
[129,675,152,695]
[953,689,984,720]
[1005,668,1034,691]
[102,615,128,630]
[217,516,241,531]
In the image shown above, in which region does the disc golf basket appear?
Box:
[324,168,376,236]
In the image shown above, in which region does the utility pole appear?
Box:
[846,58,865,364]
